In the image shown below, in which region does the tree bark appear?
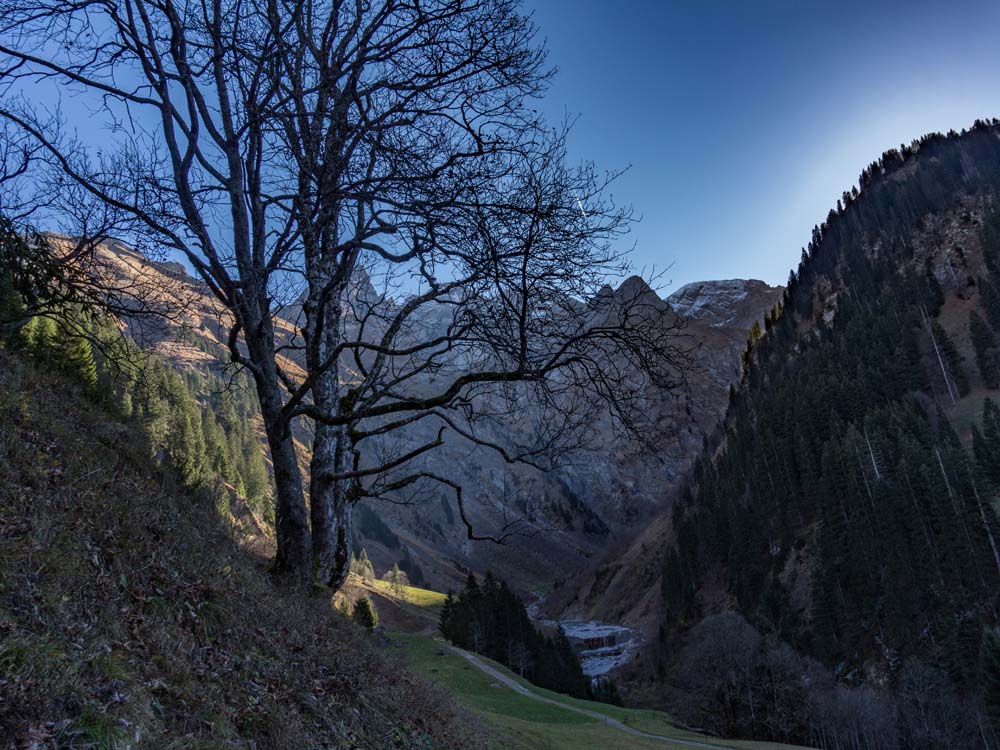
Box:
[310,421,354,587]
[246,313,311,583]
[305,269,356,589]
[266,411,312,582]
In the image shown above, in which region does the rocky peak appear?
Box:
[667,279,783,330]
[589,275,668,316]
[616,275,659,304]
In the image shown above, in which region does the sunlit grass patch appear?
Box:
[369,578,448,609]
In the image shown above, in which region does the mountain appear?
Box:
[366,275,783,593]
[77,239,781,595]
[570,121,1000,747]
[667,279,782,331]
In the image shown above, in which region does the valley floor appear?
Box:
[395,632,813,750]
[339,560,813,749]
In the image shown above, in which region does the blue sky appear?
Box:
[524,0,1000,291]
[8,1,999,293]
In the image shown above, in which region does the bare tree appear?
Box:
[0,122,191,349]
[0,0,690,588]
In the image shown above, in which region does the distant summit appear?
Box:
[667,278,782,330]
[588,275,669,317]
[615,275,661,304]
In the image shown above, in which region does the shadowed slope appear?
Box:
[0,349,490,749]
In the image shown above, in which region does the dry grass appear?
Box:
[0,350,493,749]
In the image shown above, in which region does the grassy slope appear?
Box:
[367,579,448,609]
[335,574,447,635]
[0,350,489,749]
[396,634,810,750]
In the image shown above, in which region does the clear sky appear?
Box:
[523,0,1000,291]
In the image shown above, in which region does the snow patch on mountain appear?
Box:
[667,279,781,329]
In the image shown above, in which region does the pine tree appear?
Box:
[55,321,98,393]
[439,593,456,641]
[163,370,207,486]
[982,627,1000,728]
[970,310,1000,389]
[357,548,375,583]
[353,596,378,630]
[201,407,232,482]
[119,385,133,419]
[25,315,57,366]
[136,359,172,452]
[240,425,270,514]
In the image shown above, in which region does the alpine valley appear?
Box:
[4,4,1000,744]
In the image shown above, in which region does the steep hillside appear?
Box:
[82,239,781,596]
[571,121,1000,745]
[0,349,489,749]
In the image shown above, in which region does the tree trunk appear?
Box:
[310,420,354,589]
[262,398,312,583]
[246,314,312,583]
[306,273,355,590]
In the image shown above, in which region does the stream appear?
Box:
[529,604,641,678]
[555,619,640,677]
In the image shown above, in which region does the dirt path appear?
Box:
[446,645,734,749]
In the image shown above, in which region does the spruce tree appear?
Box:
[970,310,1000,389]
[439,593,456,641]
[26,315,57,366]
[164,370,207,486]
[353,596,378,631]
[357,548,374,583]
[201,408,232,482]
[55,321,98,393]
[982,627,1000,727]
[240,426,271,515]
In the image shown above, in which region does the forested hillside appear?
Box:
[612,121,1000,747]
